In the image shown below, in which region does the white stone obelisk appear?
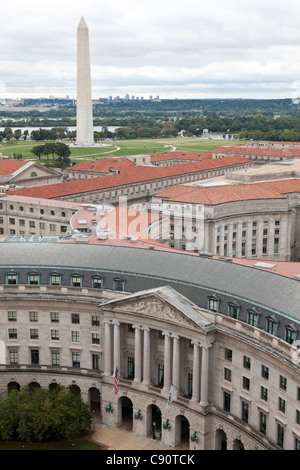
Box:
[76,16,94,147]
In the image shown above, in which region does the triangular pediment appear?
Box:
[100,286,213,331]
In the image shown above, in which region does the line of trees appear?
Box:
[31,142,71,165]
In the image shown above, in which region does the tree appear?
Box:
[0,386,92,442]
[31,145,45,159]
[54,142,71,159]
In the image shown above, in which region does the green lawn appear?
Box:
[0,137,246,164]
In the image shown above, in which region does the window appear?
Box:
[243,356,251,370]
[208,296,220,312]
[50,210,55,216]
[266,316,279,335]
[243,376,250,391]
[92,277,103,289]
[241,401,249,423]
[71,275,82,287]
[295,438,300,451]
[9,349,18,364]
[50,312,59,323]
[251,238,256,255]
[29,311,38,322]
[277,423,284,448]
[72,331,80,342]
[247,309,260,327]
[50,274,61,286]
[92,333,100,344]
[6,273,18,285]
[29,221,35,228]
[92,315,100,326]
[19,219,25,226]
[71,313,80,324]
[8,311,17,322]
[224,368,231,381]
[128,356,135,379]
[259,412,267,435]
[225,348,232,361]
[60,226,68,233]
[261,386,268,401]
[297,410,300,425]
[228,303,240,319]
[279,397,286,413]
[158,364,164,387]
[285,326,297,344]
[92,354,100,370]
[31,349,39,365]
[40,222,46,230]
[262,365,269,379]
[72,352,80,368]
[50,224,56,232]
[9,218,15,225]
[241,241,246,256]
[8,329,17,340]
[187,372,193,396]
[223,392,231,412]
[279,376,287,391]
[28,273,39,285]
[275,220,280,226]
[30,329,38,340]
[274,238,279,254]
[52,350,60,366]
[113,278,125,292]
[51,330,59,341]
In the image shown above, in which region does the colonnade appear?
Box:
[103,320,212,406]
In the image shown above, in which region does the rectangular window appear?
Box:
[50,312,59,323]
[128,356,135,379]
[228,304,239,319]
[274,238,279,254]
[29,221,35,228]
[28,274,39,285]
[259,412,267,435]
[51,330,59,341]
[248,310,259,327]
[279,397,286,413]
[50,224,56,232]
[9,218,15,225]
[92,315,100,326]
[223,392,231,412]
[71,276,82,287]
[280,376,287,391]
[241,401,249,423]
[92,277,103,289]
[9,349,18,364]
[50,274,61,286]
[262,365,269,379]
[113,279,125,291]
[29,311,38,322]
[241,241,246,256]
[8,329,17,340]
[158,363,164,387]
[8,311,17,322]
[72,352,80,368]
[31,349,39,365]
[71,331,80,342]
[6,273,18,285]
[71,314,80,324]
[30,329,39,340]
[277,423,284,448]
[225,348,232,361]
[52,350,60,366]
[285,327,297,345]
[243,376,250,391]
[266,318,277,335]
[252,238,256,255]
[243,356,251,369]
[224,368,232,381]
[19,219,25,227]
[208,298,219,312]
[261,386,268,401]
[92,354,100,370]
[39,222,46,230]
[92,333,100,344]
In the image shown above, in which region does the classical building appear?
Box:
[0,159,63,188]
[149,178,300,262]
[0,242,299,450]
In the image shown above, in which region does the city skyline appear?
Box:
[1,0,300,100]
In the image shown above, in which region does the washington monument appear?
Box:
[76,16,94,147]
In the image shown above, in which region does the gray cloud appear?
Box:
[1,0,300,99]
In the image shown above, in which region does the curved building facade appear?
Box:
[0,242,299,450]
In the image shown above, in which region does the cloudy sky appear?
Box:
[1,0,300,100]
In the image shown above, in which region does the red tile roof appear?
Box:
[8,155,250,200]
[209,146,300,158]
[66,157,134,173]
[155,178,300,205]
[0,159,29,176]
[150,152,212,162]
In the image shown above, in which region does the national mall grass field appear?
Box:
[0,137,246,163]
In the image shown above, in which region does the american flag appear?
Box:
[114,366,121,394]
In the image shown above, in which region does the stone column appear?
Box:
[142,327,151,385]
[162,332,172,392]
[134,325,142,383]
[200,343,212,406]
[172,335,180,391]
[191,342,200,403]
[113,322,120,376]
[104,321,112,376]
